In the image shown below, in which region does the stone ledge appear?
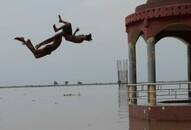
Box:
[129,104,191,121]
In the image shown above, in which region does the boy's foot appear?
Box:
[14,37,27,45]
[14,37,25,42]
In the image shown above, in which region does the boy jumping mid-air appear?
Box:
[15,15,92,58]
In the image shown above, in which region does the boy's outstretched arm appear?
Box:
[72,28,80,36]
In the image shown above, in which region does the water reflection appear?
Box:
[118,84,129,130]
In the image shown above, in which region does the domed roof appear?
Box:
[136,0,191,11]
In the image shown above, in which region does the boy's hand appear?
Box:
[76,28,80,32]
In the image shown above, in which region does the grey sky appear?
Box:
[0,0,186,85]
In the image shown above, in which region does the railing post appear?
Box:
[128,43,137,104]
[147,37,156,105]
[187,46,191,98]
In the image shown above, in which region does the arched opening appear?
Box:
[155,37,187,81]
[155,24,191,46]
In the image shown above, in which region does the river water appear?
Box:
[0,85,129,130]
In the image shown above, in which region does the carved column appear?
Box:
[147,37,156,105]
[128,43,137,104]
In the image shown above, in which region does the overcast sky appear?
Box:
[0,0,187,85]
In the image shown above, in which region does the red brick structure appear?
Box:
[126,0,191,105]
[126,0,191,129]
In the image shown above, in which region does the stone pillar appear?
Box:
[147,37,156,105]
[128,43,137,104]
[187,46,191,98]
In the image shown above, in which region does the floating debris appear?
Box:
[63,93,81,97]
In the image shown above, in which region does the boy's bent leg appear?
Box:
[15,37,50,59]
[53,24,66,32]
[24,40,45,58]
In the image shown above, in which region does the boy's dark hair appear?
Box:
[86,34,92,41]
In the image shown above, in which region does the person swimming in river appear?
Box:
[14,15,92,58]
